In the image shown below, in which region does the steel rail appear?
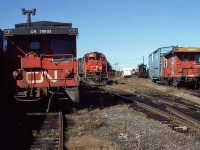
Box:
[58,111,64,150]
[103,86,200,112]
[126,79,200,108]
[27,112,64,149]
[140,92,200,112]
[165,107,200,128]
[113,92,200,134]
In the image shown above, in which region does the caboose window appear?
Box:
[195,54,200,65]
[52,39,73,62]
[182,54,190,61]
[164,59,167,68]
[30,41,40,49]
[29,41,41,54]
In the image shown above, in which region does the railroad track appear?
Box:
[190,90,200,98]
[121,78,200,108]
[101,86,200,138]
[27,112,64,150]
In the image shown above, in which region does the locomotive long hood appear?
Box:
[4,21,78,36]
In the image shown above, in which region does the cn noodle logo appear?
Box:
[26,71,58,83]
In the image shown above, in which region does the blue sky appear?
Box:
[1,0,200,70]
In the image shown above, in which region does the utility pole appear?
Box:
[114,63,118,71]
[142,56,144,64]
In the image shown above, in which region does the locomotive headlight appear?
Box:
[12,71,19,79]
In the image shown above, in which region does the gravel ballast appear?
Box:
[65,77,200,149]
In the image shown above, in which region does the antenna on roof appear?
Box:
[21,8,36,27]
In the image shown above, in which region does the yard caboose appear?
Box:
[135,64,148,78]
[0,29,5,95]
[78,52,108,85]
[149,46,200,88]
[3,9,79,104]
[161,47,200,88]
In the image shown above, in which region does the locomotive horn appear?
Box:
[21,8,36,27]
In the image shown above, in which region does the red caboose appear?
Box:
[161,47,200,88]
[78,52,108,85]
[0,29,5,97]
[3,9,79,103]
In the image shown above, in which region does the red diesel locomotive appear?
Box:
[78,52,108,85]
[161,47,200,88]
[3,9,79,104]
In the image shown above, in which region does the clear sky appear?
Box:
[1,0,200,70]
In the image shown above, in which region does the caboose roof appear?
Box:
[173,47,200,52]
[4,21,78,36]
[163,47,200,57]
[15,21,72,28]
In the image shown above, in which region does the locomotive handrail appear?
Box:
[25,52,38,58]
[40,53,75,67]
[8,39,26,55]
[41,54,73,57]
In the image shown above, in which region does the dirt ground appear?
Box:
[65,77,200,150]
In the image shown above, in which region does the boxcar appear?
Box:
[148,46,174,82]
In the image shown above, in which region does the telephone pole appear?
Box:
[142,56,144,64]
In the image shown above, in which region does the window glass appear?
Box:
[164,59,167,68]
[89,57,95,60]
[30,41,40,49]
[85,57,88,62]
[96,56,102,60]
[52,39,73,62]
[195,54,200,65]
[52,40,72,54]
[182,54,190,61]
[29,41,41,54]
